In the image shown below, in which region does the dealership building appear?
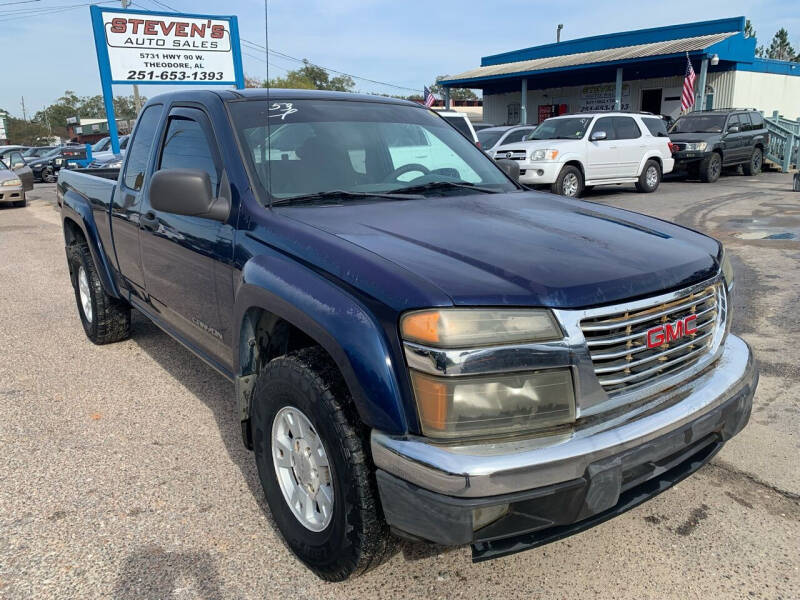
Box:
[439,17,800,125]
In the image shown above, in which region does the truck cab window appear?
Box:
[122,105,163,191]
[158,118,219,193]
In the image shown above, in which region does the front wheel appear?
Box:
[41,167,56,183]
[635,160,661,193]
[743,147,763,176]
[699,152,722,183]
[250,348,391,581]
[551,165,584,197]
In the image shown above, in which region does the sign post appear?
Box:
[89,6,244,153]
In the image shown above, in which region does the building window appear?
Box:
[704,85,714,111]
[507,103,520,125]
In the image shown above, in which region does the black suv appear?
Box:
[669,109,769,183]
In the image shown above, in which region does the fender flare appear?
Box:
[61,189,120,299]
[636,152,665,176]
[233,249,410,435]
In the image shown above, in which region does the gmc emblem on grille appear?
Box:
[646,315,698,349]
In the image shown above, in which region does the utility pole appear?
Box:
[557,24,564,43]
[120,0,143,115]
[20,96,27,121]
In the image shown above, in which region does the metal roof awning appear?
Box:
[441,31,737,86]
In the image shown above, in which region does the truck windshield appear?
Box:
[228,99,517,204]
[477,130,504,149]
[530,117,592,140]
[670,115,727,133]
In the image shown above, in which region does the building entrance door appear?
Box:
[641,88,663,115]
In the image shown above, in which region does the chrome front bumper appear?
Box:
[372,334,756,499]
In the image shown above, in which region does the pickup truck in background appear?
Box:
[58,89,757,582]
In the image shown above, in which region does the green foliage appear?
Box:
[765,28,797,61]
[29,90,144,139]
[430,75,478,101]
[248,60,356,92]
[2,113,50,146]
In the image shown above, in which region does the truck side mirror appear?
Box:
[726,125,740,134]
[495,158,520,183]
[150,169,229,222]
[590,131,607,141]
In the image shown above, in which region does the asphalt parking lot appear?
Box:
[1,173,798,599]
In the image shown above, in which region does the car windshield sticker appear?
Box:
[268,102,298,120]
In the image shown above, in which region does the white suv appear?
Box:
[493,112,674,197]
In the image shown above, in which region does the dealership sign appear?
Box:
[89,6,244,152]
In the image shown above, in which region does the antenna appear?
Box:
[264,0,273,208]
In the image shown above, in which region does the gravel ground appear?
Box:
[1,172,798,599]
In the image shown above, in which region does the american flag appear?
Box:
[681,54,697,112]
[423,86,436,108]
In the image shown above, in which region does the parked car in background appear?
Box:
[492,112,674,197]
[471,122,496,131]
[0,146,34,191]
[25,147,74,183]
[91,137,112,153]
[437,111,479,145]
[86,135,130,169]
[669,109,768,183]
[478,125,538,153]
[23,146,58,161]
[58,89,755,580]
[0,158,27,207]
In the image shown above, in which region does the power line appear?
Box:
[0,0,116,20]
[0,0,41,7]
[142,0,420,93]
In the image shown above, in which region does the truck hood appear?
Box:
[278,191,721,309]
[668,132,721,143]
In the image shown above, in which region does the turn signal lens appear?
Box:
[401,309,561,348]
[411,369,575,439]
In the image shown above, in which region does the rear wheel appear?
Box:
[743,147,763,176]
[699,152,722,183]
[41,167,56,183]
[635,160,661,193]
[250,348,391,581]
[551,165,584,198]
[68,243,131,344]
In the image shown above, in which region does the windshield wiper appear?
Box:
[385,181,500,195]
[271,189,423,206]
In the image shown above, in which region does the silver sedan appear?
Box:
[0,159,26,207]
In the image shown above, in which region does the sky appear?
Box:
[1,0,798,118]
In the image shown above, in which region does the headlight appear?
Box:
[1,179,21,187]
[54,158,63,166]
[684,142,708,152]
[401,309,575,439]
[720,249,734,292]
[401,308,562,348]
[410,369,575,439]
[530,149,559,161]
[104,160,123,169]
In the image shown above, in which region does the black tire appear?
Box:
[635,159,661,193]
[699,152,722,183]
[250,347,391,581]
[41,167,56,184]
[743,147,763,176]
[12,191,27,208]
[551,165,584,198]
[68,243,131,344]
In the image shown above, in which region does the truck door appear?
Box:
[723,113,748,164]
[111,104,164,301]
[5,151,33,191]
[138,106,234,366]
[611,116,645,178]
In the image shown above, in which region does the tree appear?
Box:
[430,75,478,101]
[247,60,356,92]
[2,113,49,146]
[765,28,796,61]
[30,90,144,139]
[744,19,756,39]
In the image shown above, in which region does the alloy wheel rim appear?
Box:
[753,151,761,171]
[78,267,93,323]
[711,157,720,178]
[271,406,334,532]
[646,166,658,188]
[563,173,578,196]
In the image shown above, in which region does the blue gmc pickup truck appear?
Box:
[58,89,758,581]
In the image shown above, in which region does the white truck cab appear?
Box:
[493,112,674,197]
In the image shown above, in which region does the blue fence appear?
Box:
[764,111,799,173]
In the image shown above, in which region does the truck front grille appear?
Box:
[580,283,725,395]
[495,149,527,161]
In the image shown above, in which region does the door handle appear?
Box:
[140,211,159,231]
